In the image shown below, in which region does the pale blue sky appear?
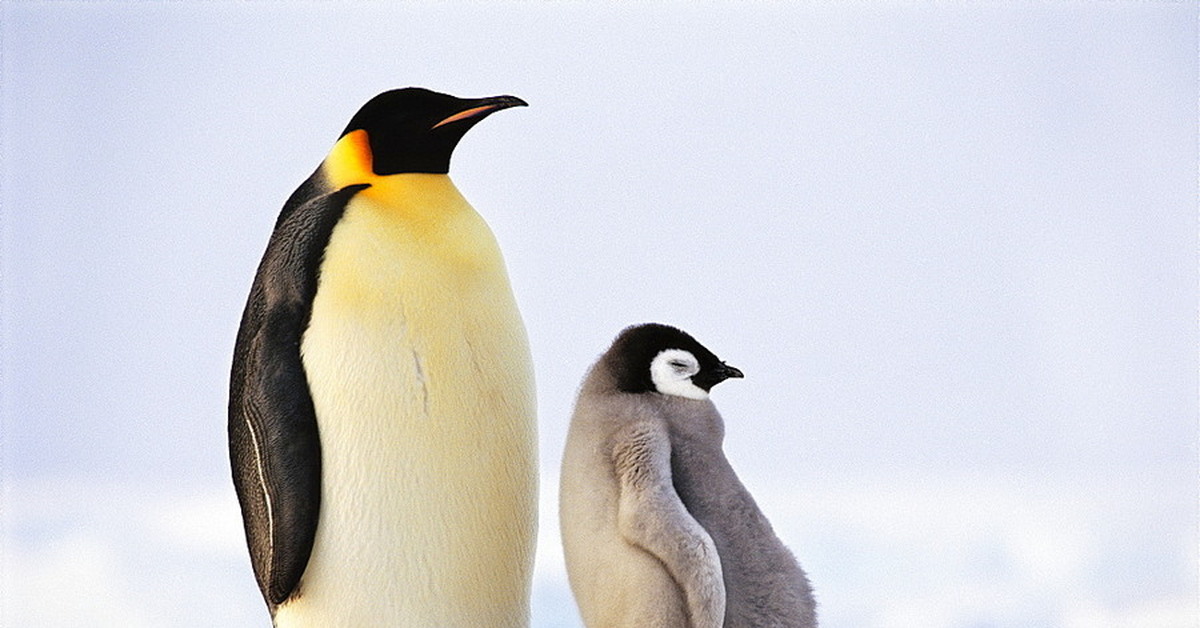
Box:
[3,3,1196,627]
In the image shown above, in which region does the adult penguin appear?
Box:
[229,88,536,627]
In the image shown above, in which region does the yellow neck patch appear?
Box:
[322,129,472,229]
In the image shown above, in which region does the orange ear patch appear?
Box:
[324,130,376,187]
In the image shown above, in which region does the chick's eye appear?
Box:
[669,360,688,371]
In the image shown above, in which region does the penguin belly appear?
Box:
[559,423,690,628]
[276,175,536,627]
[560,488,691,628]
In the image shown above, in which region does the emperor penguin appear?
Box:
[228,88,536,627]
[559,323,817,628]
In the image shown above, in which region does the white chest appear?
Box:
[280,178,537,627]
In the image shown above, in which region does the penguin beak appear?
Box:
[431,95,529,130]
[718,363,744,381]
[694,362,744,392]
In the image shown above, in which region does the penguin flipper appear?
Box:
[228,179,370,609]
[612,420,727,628]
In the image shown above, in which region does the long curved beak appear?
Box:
[432,95,528,129]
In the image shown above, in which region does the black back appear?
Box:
[228,170,369,610]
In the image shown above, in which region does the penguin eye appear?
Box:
[668,360,689,372]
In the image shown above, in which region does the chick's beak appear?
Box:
[719,363,744,380]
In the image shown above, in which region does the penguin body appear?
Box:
[560,324,816,628]
[229,88,536,627]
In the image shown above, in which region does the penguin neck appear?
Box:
[323,129,469,223]
[657,395,725,447]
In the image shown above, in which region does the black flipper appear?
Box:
[228,172,370,611]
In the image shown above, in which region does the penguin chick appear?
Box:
[229,88,536,627]
[560,323,817,628]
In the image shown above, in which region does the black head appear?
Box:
[602,323,744,399]
[340,87,527,175]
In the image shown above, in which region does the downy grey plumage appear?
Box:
[560,324,816,628]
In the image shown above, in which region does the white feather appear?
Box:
[650,349,709,400]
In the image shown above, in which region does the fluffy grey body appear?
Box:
[560,324,816,628]
[561,364,726,628]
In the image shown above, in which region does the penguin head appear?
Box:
[340,87,527,175]
[604,323,744,400]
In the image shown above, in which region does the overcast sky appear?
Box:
[2,3,1197,627]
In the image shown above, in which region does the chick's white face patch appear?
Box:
[650,349,708,400]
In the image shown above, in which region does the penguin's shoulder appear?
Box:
[575,366,659,424]
[582,393,673,470]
